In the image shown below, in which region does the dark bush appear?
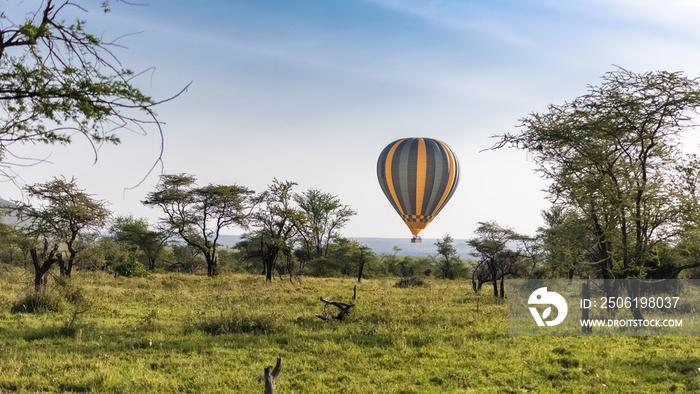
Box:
[11,291,65,314]
[306,258,344,277]
[24,325,77,341]
[395,275,427,288]
[199,310,284,335]
[114,259,149,278]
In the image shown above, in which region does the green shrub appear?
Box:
[199,309,284,335]
[114,259,149,278]
[24,325,78,341]
[11,291,66,314]
[395,275,427,288]
[306,258,343,277]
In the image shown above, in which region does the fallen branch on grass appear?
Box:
[316,297,354,321]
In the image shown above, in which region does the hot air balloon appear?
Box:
[377,138,460,243]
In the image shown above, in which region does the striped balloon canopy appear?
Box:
[376,137,460,238]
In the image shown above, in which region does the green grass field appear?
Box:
[1,266,699,393]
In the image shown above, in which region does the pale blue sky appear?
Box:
[6,0,700,238]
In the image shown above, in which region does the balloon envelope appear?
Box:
[376,137,460,237]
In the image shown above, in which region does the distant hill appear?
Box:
[353,237,474,259]
[2,210,475,258]
[0,197,19,226]
[0,198,15,209]
[216,234,474,259]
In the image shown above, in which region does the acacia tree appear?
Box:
[0,1,184,182]
[537,206,595,279]
[250,179,306,282]
[434,234,459,279]
[494,68,700,281]
[295,189,356,259]
[143,174,254,276]
[468,221,529,297]
[109,215,172,270]
[14,177,110,284]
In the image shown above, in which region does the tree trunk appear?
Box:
[62,239,78,277]
[263,246,275,281]
[260,238,278,282]
[357,249,365,283]
[471,261,483,294]
[499,275,505,298]
[628,280,644,320]
[444,258,453,279]
[58,259,67,277]
[489,262,499,297]
[206,254,217,277]
[265,260,273,282]
[30,242,60,293]
[31,249,49,293]
[65,255,74,277]
[262,243,278,282]
[207,261,217,276]
[581,277,592,334]
[57,255,72,277]
[34,269,47,292]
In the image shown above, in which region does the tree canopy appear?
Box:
[295,189,356,260]
[14,177,110,280]
[469,221,529,297]
[0,0,184,182]
[434,234,459,279]
[142,174,254,276]
[250,179,306,282]
[109,215,171,271]
[495,68,700,279]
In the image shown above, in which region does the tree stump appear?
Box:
[264,356,282,394]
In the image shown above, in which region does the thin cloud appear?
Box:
[362,0,542,49]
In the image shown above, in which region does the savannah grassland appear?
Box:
[1,266,700,393]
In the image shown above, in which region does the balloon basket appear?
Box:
[411,236,422,244]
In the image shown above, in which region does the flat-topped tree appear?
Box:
[468,221,529,297]
[143,174,254,276]
[14,177,110,284]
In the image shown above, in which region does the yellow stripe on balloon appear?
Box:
[415,138,427,216]
[433,140,457,215]
[385,139,405,216]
